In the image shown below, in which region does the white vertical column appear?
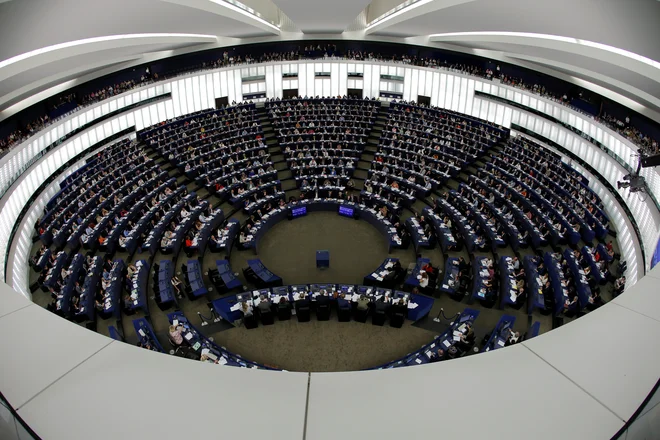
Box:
[339,63,348,96]
[331,63,340,97]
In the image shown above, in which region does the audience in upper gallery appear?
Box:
[3,44,657,156]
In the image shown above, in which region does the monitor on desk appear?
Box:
[291,206,307,218]
[459,314,472,323]
[338,205,354,218]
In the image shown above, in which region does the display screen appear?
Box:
[338,205,354,218]
[291,206,307,218]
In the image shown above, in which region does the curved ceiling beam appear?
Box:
[0,33,219,84]
[365,0,477,34]
[161,0,281,34]
[429,32,660,83]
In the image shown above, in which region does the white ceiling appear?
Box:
[0,0,658,121]
[272,0,373,33]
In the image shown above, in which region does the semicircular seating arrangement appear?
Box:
[29,96,623,371]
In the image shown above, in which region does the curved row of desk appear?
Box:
[242,199,404,253]
[212,283,434,326]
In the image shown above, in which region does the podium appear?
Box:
[316,250,330,269]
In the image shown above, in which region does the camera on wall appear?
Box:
[617,173,645,192]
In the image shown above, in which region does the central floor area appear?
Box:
[231,212,416,285]
[213,319,435,371]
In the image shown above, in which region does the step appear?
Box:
[357,160,372,169]
[277,170,293,180]
[281,180,298,191]
[353,169,369,180]
[271,154,284,162]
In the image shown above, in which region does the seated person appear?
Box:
[277,296,292,312]
[505,331,521,346]
[169,324,184,345]
[428,348,445,363]
[241,301,254,317]
[171,276,183,298]
[357,295,371,311]
[587,287,603,310]
[257,295,272,314]
[419,271,430,289]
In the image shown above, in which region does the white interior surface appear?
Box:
[0,304,112,410]
[306,344,623,440]
[612,274,660,323]
[0,282,30,317]
[0,267,657,439]
[522,269,660,422]
[17,340,309,440]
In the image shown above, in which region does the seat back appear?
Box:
[244,314,258,329]
[354,308,369,323]
[296,305,311,322]
[277,306,292,321]
[316,304,331,321]
[337,307,351,322]
[372,310,386,326]
[390,312,404,328]
[260,310,275,325]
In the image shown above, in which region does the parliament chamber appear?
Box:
[0,1,659,439]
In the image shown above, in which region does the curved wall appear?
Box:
[0,265,658,440]
[2,60,657,296]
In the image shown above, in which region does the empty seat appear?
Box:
[296,305,311,322]
[337,306,351,322]
[277,306,292,321]
[372,311,386,326]
[316,304,331,321]
[260,310,275,325]
[244,314,258,329]
[354,308,369,323]
[390,312,405,328]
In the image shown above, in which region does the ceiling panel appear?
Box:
[0,0,271,62]
[374,0,660,63]
[273,0,373,32]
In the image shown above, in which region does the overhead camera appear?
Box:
[617,154,646,196]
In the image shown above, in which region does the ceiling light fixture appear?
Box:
[365,0,432,31]
[429,32,660,70]
[0,33,218,69]
[208,0,280,31]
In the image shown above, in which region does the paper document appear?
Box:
[138,329,145,337]
[173,319,179,326]
[230,303,241,312]
[442,340,451,348]
[408,302,418,309]
[415,359,422,364]
[218,357,228,365]
[184,332,193,341]
[497,339,505,347]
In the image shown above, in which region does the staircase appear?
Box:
[255,104,299,201]
[352,103,389,191]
